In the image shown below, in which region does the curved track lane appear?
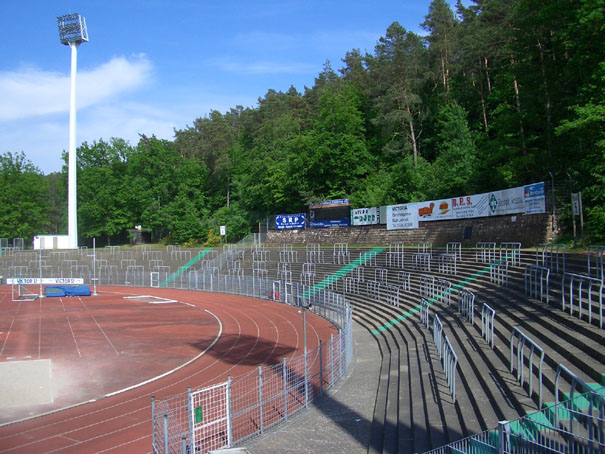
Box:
[0,287,336,453]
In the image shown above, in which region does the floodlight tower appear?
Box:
[57,13,88,249]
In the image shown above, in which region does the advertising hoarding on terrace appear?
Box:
[386,203,419,230]
[351,207,380,226]
[275,214,306,230]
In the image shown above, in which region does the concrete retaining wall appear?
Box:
[267,213,554,247]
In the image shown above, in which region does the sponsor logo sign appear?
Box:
[524,182,546,214]
[7,278,84,285]
[351,207,380,225]
[275,214,306,230]
[387,203,419,230]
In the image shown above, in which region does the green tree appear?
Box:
[76,139,134,244]
[427,102,478,198]
[0,152,49,241]
[367,23,429,166]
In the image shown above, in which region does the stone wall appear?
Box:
[266,213,554,247]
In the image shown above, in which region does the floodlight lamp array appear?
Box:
[57,13,89,45]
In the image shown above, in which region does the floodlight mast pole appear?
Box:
[57,13,88,249]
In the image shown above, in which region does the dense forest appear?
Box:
[1,0,604,245]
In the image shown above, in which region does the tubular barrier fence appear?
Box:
[421,384,605,454]
[481,303,496,349]
[560,272,604,328]
[536,243,566,274]
[152,280,353,454]
[524,265,550,304]
[509,327,545,407]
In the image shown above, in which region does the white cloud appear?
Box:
[0,55,152,122]
[213,57,315,75]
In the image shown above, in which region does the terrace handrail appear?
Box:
[510,326,545,407]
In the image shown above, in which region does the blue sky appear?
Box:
[0,1,462,174]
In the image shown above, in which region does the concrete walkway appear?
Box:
[245,322,381,454]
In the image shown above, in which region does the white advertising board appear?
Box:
[417,199,454,221]
[7,278,84,285]
[387,203,419,230]
[351,207,380,226]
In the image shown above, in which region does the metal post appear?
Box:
[187,386,193,448]
[163,414,169,454]
[319,341,323,395]
[282,357,288,420]
[498,421,509,454]
[181,437,187,454]
[549,172,556,232]
[151,395,155,449]
[258,365,264,434]
[226,375,232,447]
[39,248,43,298]
[568,173,577,244]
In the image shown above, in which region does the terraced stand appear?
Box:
[231,243,603,453]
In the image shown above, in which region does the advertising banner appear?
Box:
[309,219,350,228]
[308,199,349,208]
[351,207,380,226]
[275,214,306,230]
[417,199,454,221]
[524,182,546,214]
[387,203,419,230]
[452,193,490,219]
[488,186,525,216]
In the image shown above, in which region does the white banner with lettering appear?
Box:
[386,203,419,230]
[351,207,380,226]
[417,182,545,221]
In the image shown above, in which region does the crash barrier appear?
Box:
[423,312,457,403]
[398,271,412,291]
[509,327,545,407]
[358,250,376,266]
[418,242,432,257]
[535,243,566,274]
[420,384,605,454]
[446,242,462,262]
[421,298,430,328]
[152,281,353,454]
[413,253,431,271]
[386,243,405,268]
[306,243,325,264]
[419,275,452,305]
[481,303,496,349]
[374,268,388,284]
[279,244,298,263]
[438,253,457,275]
[458,288,475,325]
[554,364,605,433]
[500,242,522,266]
[560,272,604,329]
[490,259,509,286]
[588,245,605,280]
[333,243,350,265]
[524,265,550,304]
[475,242,497,263]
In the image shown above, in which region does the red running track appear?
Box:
[0,286,337,453]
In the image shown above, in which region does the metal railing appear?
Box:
[536,243,566,274]
[524,265,550,304]
[560,272,604,328]
[458,288,475,325]
[481,303,496,349]
[476,242,497,263]
[421,385,605,454]
[510,327,545,407]
[588,245,605,281]
[490,259,509,286]
[152,281,353,454]
[500,242,522,267]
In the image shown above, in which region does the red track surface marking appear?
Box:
[0,286,336,453]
